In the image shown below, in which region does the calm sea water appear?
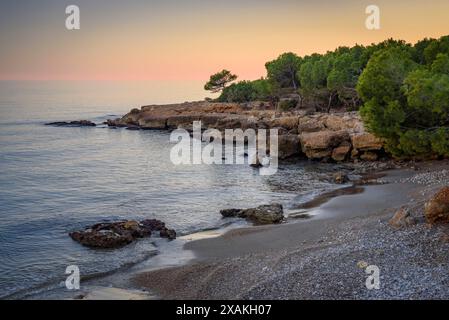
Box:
[0,81,338,299]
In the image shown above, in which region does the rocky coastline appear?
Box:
[41,101,449,300]
[105,101,385,162]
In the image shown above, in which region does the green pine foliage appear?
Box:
[358,36,449,158]
[208,35,449,159]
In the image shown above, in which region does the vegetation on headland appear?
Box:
[204,70,238,93]
[205,35,449,159]
[358,41,449,158]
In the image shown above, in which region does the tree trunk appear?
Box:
[327,93,334,113]
[291,72,297,91]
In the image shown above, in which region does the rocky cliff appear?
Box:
[106,101,385,162]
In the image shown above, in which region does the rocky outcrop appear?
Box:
[106,102,386,162]
[69,219,176,248]
[331,142,352,162]
[220,203,284,225]
[351,132,383,150]
[300,130,350,159]
[138,116,168,129]
[425,187,449,224]
[350,133,384,161]
[46,120,96,127]
[278,135,301,159]
[296,113,383,162]
[266,116,299,133]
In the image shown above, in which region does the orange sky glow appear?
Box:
[1,0,448,81]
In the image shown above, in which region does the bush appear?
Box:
[278,99,298,112]
[358,38,449,159]
[218,79,273,103]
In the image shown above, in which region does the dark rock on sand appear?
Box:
[425,186,449,224]
[46,120,96,127]
[220,203,284,225]
[69,219,176,248]
[389,207,416,228]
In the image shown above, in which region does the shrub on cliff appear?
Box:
[278,99,298,112]
[218,79,273,103]
[204,70,237,93]
[218,81,255,102]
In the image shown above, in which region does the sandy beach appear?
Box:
[132,160,449,300]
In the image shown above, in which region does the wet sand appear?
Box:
[181,171,416,260]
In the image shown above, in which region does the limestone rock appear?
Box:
[351,133,383,151]
[138,116,167,129]
[300,130,350,159]
[425,187,449,224]
[278,134,301,159]
[331,142,352,162]
[298,117,326,133]
[360,151,379,161]
[323,113,363,132]
[267,116,299,133]
[389,207,416,228]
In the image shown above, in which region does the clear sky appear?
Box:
[1,0,448,81]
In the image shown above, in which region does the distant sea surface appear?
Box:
[0,81,337,299]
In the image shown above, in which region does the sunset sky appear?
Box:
[1,0,448,81]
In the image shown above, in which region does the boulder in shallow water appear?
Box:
[45,120,96,127]
[220,208,245,218]
[69,219,176,248]
[425,187,449,224]
[140,219,166,231]
[220,203,284,225]
[69,221,139,249]
[333,172,349,184]
[160,228,177,240]
[140,219,176,240]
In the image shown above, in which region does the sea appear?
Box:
[0,80,340,299]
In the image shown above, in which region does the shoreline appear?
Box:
[130,160,449,300]
[25,159,398,300]
[24,110,449,300]
[27,105,449,300]
[21,159,449,300]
